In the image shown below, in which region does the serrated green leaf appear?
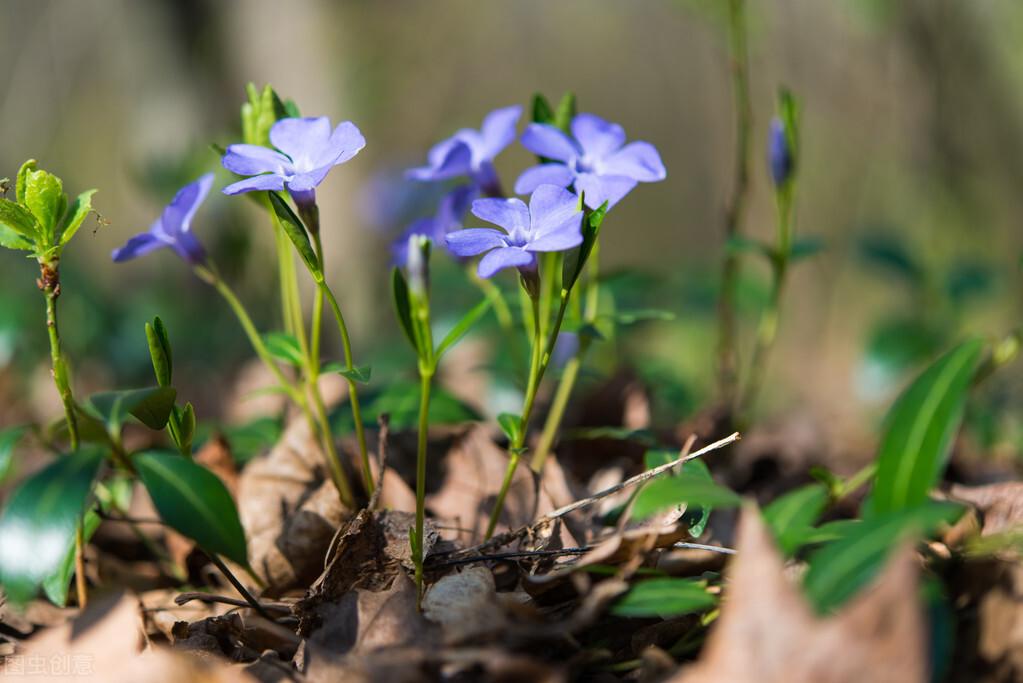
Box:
[763,484,828,555]
[146,316,173,387]
[337,364,372,384]
[85,386,178,436]
[0,448,104,604]
[610,577,716,618]
[497,412,521,444]
[263,331,305,367]
[867,338,985,517]
[632,469,741,521]
[134,451,248,567]
[392,267,419,353]
[42,508,101,607]
[58,189,96,246]
[0,425,27,484]
[23,168,66,244]
[268,192,320,279]
[803,501,962,613]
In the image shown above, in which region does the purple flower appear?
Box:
[392,185,477,266]
[407,105,522,195]
[446,184,583,279]
[112,173,213,265]
[768,117,794,187]
[222,116,365,209]
[515,113,666,209]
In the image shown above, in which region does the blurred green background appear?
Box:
[2,0,1022,465]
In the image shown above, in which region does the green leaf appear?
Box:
[42,508,101,607]
[552,92,577,133]
[789,236,824,261]
[15,159,35,204]
[178,403,196,453]
[861,316,945,388]
[436,296,492,359]
[867,338,985,516]
[57,189,96,246]
[23,168,66,244]
[0,448,104,603]
[268,192,321,280]
[146,316,173,386]
[632,469,741,521]
[85,386,178,436]
[725,235,774,261]
[763,484,828,555]
[337,364,372,384]
[0,425,27,484]
[134,451,248,567]
[497,413,522,445]
[856,233,922,285]
[803,501,962,613]
[392,267,419,353]
[633,451,714,536]
[263,331,305,367]
[531,93,554,125]
[564,201,609,290]
[222,416,282,464]
[0,198,41,249]
[610,577,717,618]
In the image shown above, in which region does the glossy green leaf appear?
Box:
[146,316,173,386]
[392,267,418,353]
[85,386,178,435]
[268,192,320,280]
[263,331,305,367]
[134,451,248,567]
[763,484,828,555]
[531,93,554,125]
[497,413,521,445]
[803,501,962,613]
[42,508,101,607]
[58,189,96,246]
[337,364,372,384]
[552,91,577,133]
[610,577,717,618]
[178,402,196,453]
[23,168,66,243]
[0,198,41,248]
[0,448,104,603]
[436,296,492,360]
[15,159,35,204]
[0,425,27,484]
[868,338,985,516]
[632,469,741,521]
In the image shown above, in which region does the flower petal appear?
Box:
[477,247,535,278]
[571,113,626,158]
[527,184,582,238]
[479,105,522,159]
[514,163,575,195]
[407,139,473,181]
[520,123,578,162]
[527,222,583,252]
[286,166,333,192]
[445,228,507,257]
[222,144,292,176]
[575,173,638,210]
[470,197,530,234]
[170,230,207,265]
[602,141,666,182]
[392,217,438,266]
[161,173,214,236]
[270,117,332,168]
[435,184,478,231]
[222,174,286,195]
[111,230,165,262]
[317,121,366,167]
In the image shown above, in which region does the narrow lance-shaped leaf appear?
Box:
[392,267,419,354]
[763,483,828,555]
[632,469,742,521]
[263,331,305,368]
[58,189,96,246]
[84,386,178,436]
[42,508,101,607]
[611,577,717,618]
[146,316,173,387]
[435,296,493,360]
[867,338,985,517]
[134,451,248,567]
[0,447,104,603]
[268,192,321,280]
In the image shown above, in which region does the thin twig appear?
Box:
[429,546,591,569]
[672,542,736,555]
[174,591,292,615]
[205,552,273,621]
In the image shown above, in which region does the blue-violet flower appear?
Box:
[112,173,213,266]
[446,184,583,279]
[391,184,477,266]
[222,116,365,210]
[407,105,522,195]
[768,117,794,187]
[515,113,666,209]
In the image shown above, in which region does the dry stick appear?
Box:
[174,592,292,615]
[673,542,736,555]
[452,432,741,558]
[204,552,273,621]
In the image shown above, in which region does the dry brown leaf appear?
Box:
[950,481,1023,536]
[422,566,504,643]
[238,419,349,593]
[3,592,253,682]
[671,507,927,683]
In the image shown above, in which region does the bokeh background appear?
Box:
[2,0,1022,469]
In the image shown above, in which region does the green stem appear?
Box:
[42,274,78,450]
[717,0,753,410]
[413,367,433,607]
[319,282,373,498]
